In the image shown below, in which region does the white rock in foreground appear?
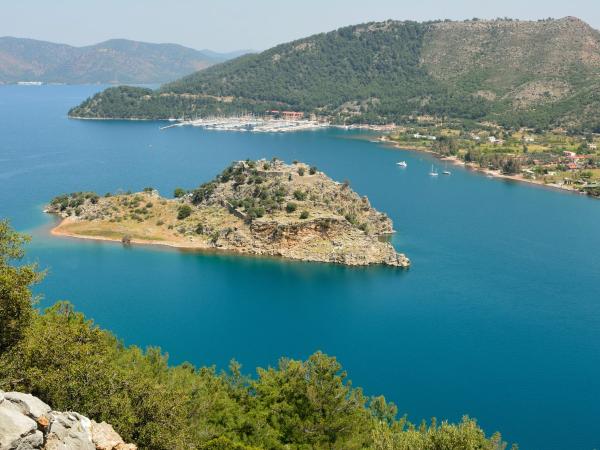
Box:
[0,391,136,450]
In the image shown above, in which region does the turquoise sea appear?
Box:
[1,85,599,450]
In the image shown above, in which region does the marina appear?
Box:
[160,115,330,133]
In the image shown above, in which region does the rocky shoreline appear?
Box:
[47,160,410,268]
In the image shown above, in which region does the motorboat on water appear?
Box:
[397,161,408,167]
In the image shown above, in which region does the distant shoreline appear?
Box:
[379,136,587,197]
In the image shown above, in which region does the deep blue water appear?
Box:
[1,85,599,450]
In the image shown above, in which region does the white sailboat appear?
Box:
[429,165,438,176]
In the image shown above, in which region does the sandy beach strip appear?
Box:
[50,218,212,251]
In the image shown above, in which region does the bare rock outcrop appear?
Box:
[0,391,135,450]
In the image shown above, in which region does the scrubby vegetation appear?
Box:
[183,159,393,234]
[50,191,99,214]
[174,187,187,198]
[177,204,192,220]
[0,221,513,449]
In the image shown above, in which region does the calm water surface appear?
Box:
[1,85,599,450]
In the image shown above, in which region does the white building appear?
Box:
[413,133,437,140]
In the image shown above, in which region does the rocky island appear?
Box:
[47,160,409,267]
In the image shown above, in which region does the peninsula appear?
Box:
[70,17,600,132]
[46,160,409,267]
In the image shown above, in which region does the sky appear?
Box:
[2,0,600,52]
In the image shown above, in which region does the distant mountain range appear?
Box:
[69,17,600,131]
[0,37,248,84]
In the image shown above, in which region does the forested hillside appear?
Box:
[70,17,600,131]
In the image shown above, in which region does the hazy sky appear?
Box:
[2,0,599,52]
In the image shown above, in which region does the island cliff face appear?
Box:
[47,160,409,268]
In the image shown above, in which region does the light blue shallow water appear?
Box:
[1,85,599,450]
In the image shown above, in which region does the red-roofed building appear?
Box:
[281,111,304,120]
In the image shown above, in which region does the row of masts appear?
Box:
[160,113,330,133]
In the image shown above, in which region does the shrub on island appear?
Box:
[177,205,192,220]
